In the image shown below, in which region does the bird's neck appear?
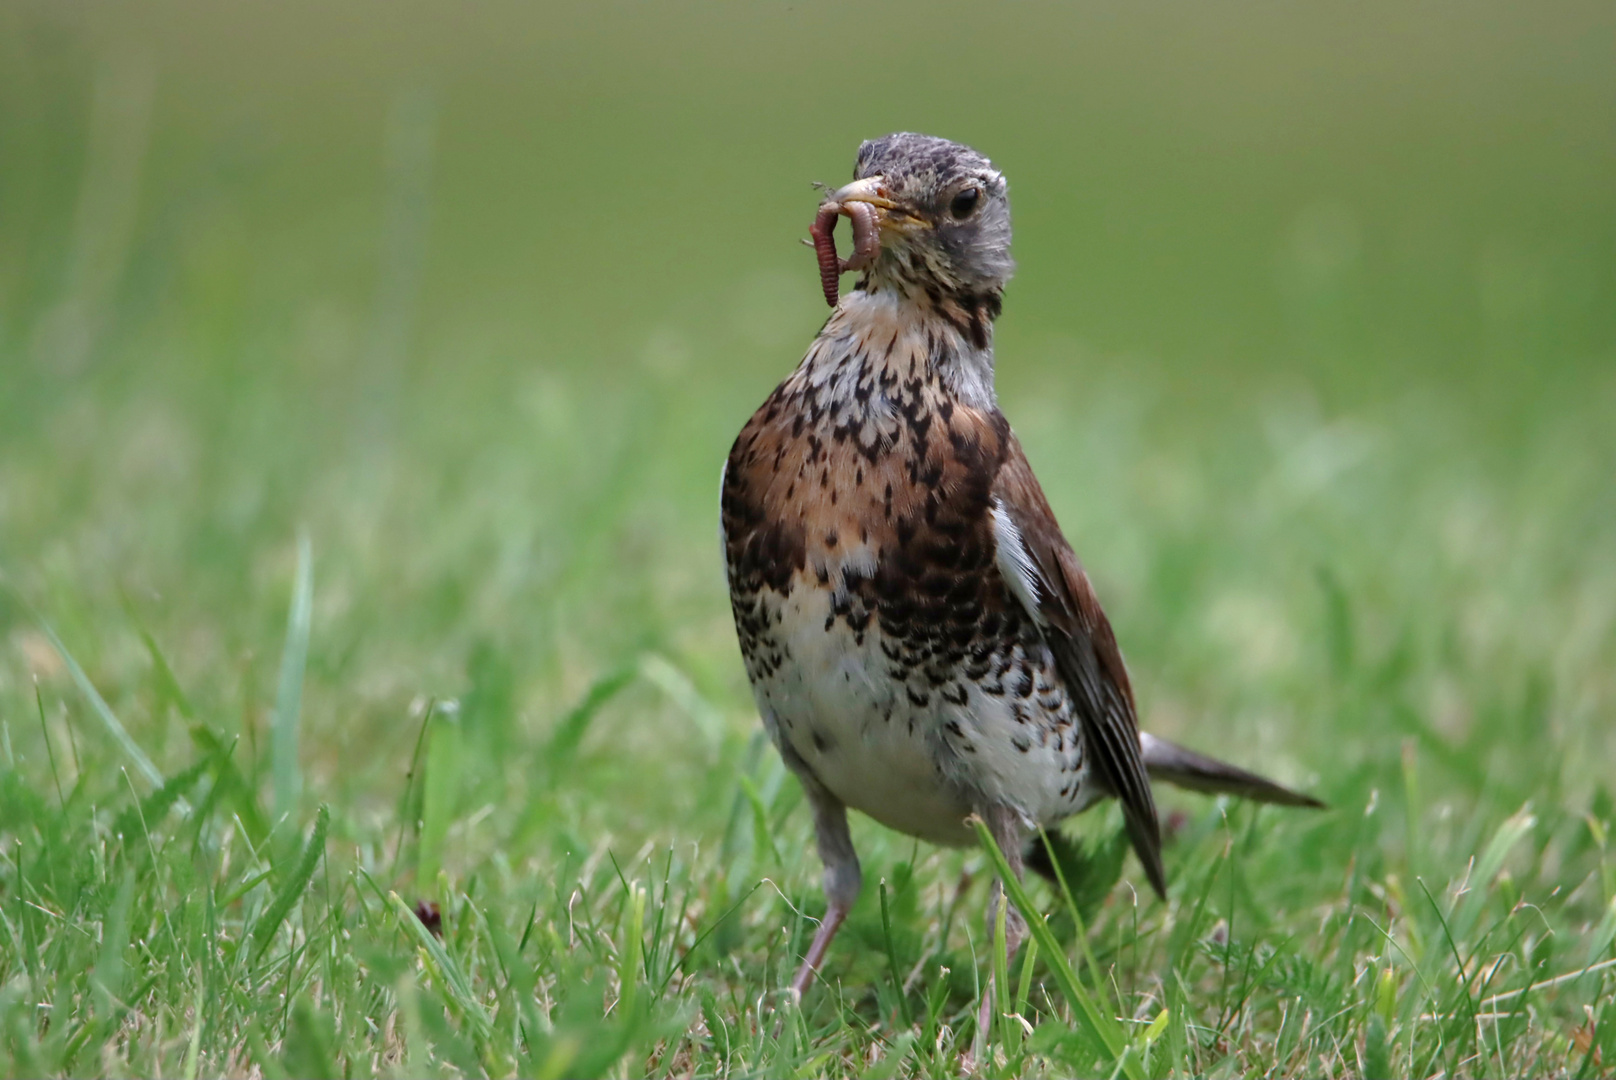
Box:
[794,288,999,415]
[861,266,1004,353]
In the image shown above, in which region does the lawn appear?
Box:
[2,2,1614,1076]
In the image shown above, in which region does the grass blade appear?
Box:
[187,724,269,846]
[110,754,213,848]
[972,815,1142,1079]
[389,698,436,883]
[389,891,493,1037]
[273,532,314,820]
[417,705,462,889]
[736,773,782,867]
[1417,875,1479,1064]
[93,866,136,1008]
[281,996,338,1080]
[126,603,196,721]
[1015,937,1041,1032]
[35,679,65,807]
[1452,804,1535,941]
[992,891,1014,1054]
[1037,826,1120,1019]
[252,804,330,963]
[1361,1012,1392,1079]
[32,612,161,787]
[618,882,645,1025]
[880,880,914,1029]
[547,664,636,768]
[640,654,723,754]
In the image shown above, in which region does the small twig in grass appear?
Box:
[1479,955,1616,1006]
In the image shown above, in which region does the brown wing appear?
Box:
[993,434,1166,898]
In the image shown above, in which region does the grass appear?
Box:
[3,340,1613,1079]
[2,2,1615,1075]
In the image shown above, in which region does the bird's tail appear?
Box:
[1027,734,1322,891]
[1139,732,1325,808]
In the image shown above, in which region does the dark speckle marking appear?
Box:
[1012,669,1034,699]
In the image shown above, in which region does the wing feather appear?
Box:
[991,437,1166,898]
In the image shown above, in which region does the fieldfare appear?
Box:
[720,133,1321,1004]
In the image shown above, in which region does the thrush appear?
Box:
[720,133,1322,1004]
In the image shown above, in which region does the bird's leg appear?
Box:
[788,778,862,1002]
[975,805,1029,1052]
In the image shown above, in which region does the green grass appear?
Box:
[5,385,1614,1080]
[2,2,1615,1075]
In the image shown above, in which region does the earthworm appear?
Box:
[810,204,842,307]
[841,201,880,272]
[809,199,882,307]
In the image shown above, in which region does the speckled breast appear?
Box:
[721,334,1097,840]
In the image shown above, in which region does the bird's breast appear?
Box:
[722,334,1100,836]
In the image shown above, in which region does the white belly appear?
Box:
[751,578,968,842]
[747,578,1095,845]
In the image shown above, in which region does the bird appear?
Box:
[719,133,1322,1007]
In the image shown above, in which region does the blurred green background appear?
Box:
[3,0,1616,853]
[3,0,1611,772]
[7,0,1613,390]
[5,0,1616,872]
[1,1,1614,1072]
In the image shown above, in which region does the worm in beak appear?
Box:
[807,178,891,307]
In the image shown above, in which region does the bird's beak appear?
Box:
[822,176,922,271]
[827,176,896,212]
[828,177,915,234]
[809,175,920,293]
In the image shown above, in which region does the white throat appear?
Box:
[798,289,998,413]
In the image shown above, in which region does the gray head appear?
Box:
[837,133,1014,306]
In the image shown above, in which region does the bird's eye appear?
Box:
[949,186,982,219]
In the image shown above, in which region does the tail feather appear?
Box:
[1139,732,1326,809]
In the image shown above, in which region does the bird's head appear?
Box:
[824,133,1014,306]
